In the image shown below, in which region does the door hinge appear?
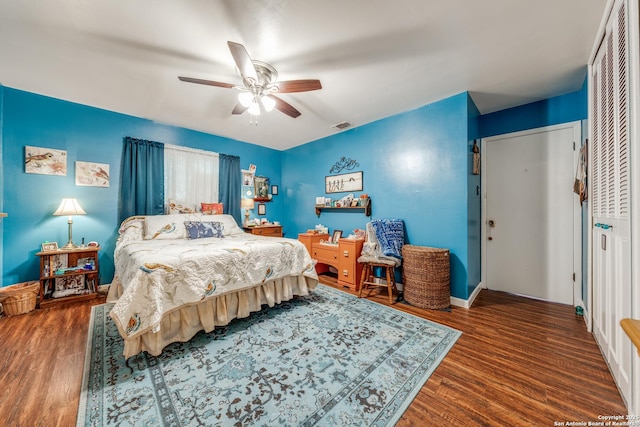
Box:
[573,141,576,151]
[572,272,576,282]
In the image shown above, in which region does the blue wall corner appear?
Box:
[2,80,589,303]
[479,71,588,138]
[1,88,283,286]
[466,95,481,294]
[0,84,4,283]
[283,92,472,299]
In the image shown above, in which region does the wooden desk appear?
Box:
[311,238,364,291]
[298,233,330,274]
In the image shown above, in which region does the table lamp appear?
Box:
[241,198,254,226]
[53,198,86,249]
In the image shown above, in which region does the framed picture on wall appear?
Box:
[254,176,270,201]
[25,146,67,176]
[325,171,363,194]
[271,185,278,195]
[76,161,110,187]
[258,203,266,215]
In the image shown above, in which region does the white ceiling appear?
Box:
[0,1,606,150]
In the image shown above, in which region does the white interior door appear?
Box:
[483,122,579,305]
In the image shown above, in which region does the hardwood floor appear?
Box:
[0,279,627,427]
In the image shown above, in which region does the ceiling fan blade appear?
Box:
[273,79,322,93]
[269,95,301,118]
[231,103,248,115]
[227,41,258,83]
[178,76,235,88]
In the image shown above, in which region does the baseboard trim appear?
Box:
[450,282,485,309]
[578,299,591,332]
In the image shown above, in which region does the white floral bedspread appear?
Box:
[109,215,317,338]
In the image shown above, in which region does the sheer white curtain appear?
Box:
[164,144,219,211]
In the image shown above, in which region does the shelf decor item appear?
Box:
[53,198,86,249]
[41,242,58,252]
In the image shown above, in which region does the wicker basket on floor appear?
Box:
[402,245,450,309]
[0,281,39,316]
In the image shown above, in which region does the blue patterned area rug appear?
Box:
[78,284,460,426]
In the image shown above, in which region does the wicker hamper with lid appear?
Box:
[402,245,450,309]
[0,281,39,316]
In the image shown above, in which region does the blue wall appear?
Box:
[1,80,589,302]
[480,74,588,138]
[282,92,475,299]
[0,85,4,283]
[466,94,481,297]
[476,77,588,302]
[1,88,283,286]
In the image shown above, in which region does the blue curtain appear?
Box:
[119,137,165,224]
[218,154,241,225]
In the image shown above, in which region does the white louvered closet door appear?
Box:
[590,0,632,405]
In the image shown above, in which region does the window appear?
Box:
[164,144,219,211]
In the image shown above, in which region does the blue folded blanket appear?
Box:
[371,219,404,259]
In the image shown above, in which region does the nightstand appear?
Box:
[36,246,100,308]
[243,225,283,237]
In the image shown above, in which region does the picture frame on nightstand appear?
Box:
[41,242,58,252]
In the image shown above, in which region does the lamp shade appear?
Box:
[241,198,255,210]
[53,198,86,216]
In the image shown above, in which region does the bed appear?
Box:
[107,213,318,358]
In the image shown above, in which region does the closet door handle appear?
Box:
[595,223,613,230]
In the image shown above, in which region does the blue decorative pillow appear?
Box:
[184,221,224,239]
[371,219,405,259]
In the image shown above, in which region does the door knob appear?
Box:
[488,220,495,227]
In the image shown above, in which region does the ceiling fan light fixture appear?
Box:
[261,95,276,112]
[179,41,321,120]
[238,91,253,108]
[248,100,261,116]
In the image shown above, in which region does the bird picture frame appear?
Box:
[25,146,67,176]
[75,161,110,187]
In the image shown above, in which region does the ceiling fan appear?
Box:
[178,41,322,118]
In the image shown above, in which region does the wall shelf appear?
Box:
[315,198,371,217]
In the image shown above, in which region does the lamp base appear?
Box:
[61,241,77,250]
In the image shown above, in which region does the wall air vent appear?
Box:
[332,121,352,130]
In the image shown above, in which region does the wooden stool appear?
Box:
[358,259,398,304]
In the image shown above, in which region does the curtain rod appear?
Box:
[165,143,219,157]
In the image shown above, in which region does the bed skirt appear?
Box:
[106,275,318,359]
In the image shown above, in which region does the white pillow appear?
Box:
[206,214,245,236]
[144,213,201,240]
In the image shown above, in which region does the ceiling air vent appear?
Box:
[332,121,352,130]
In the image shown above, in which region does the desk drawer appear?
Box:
[312,246,339,265]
